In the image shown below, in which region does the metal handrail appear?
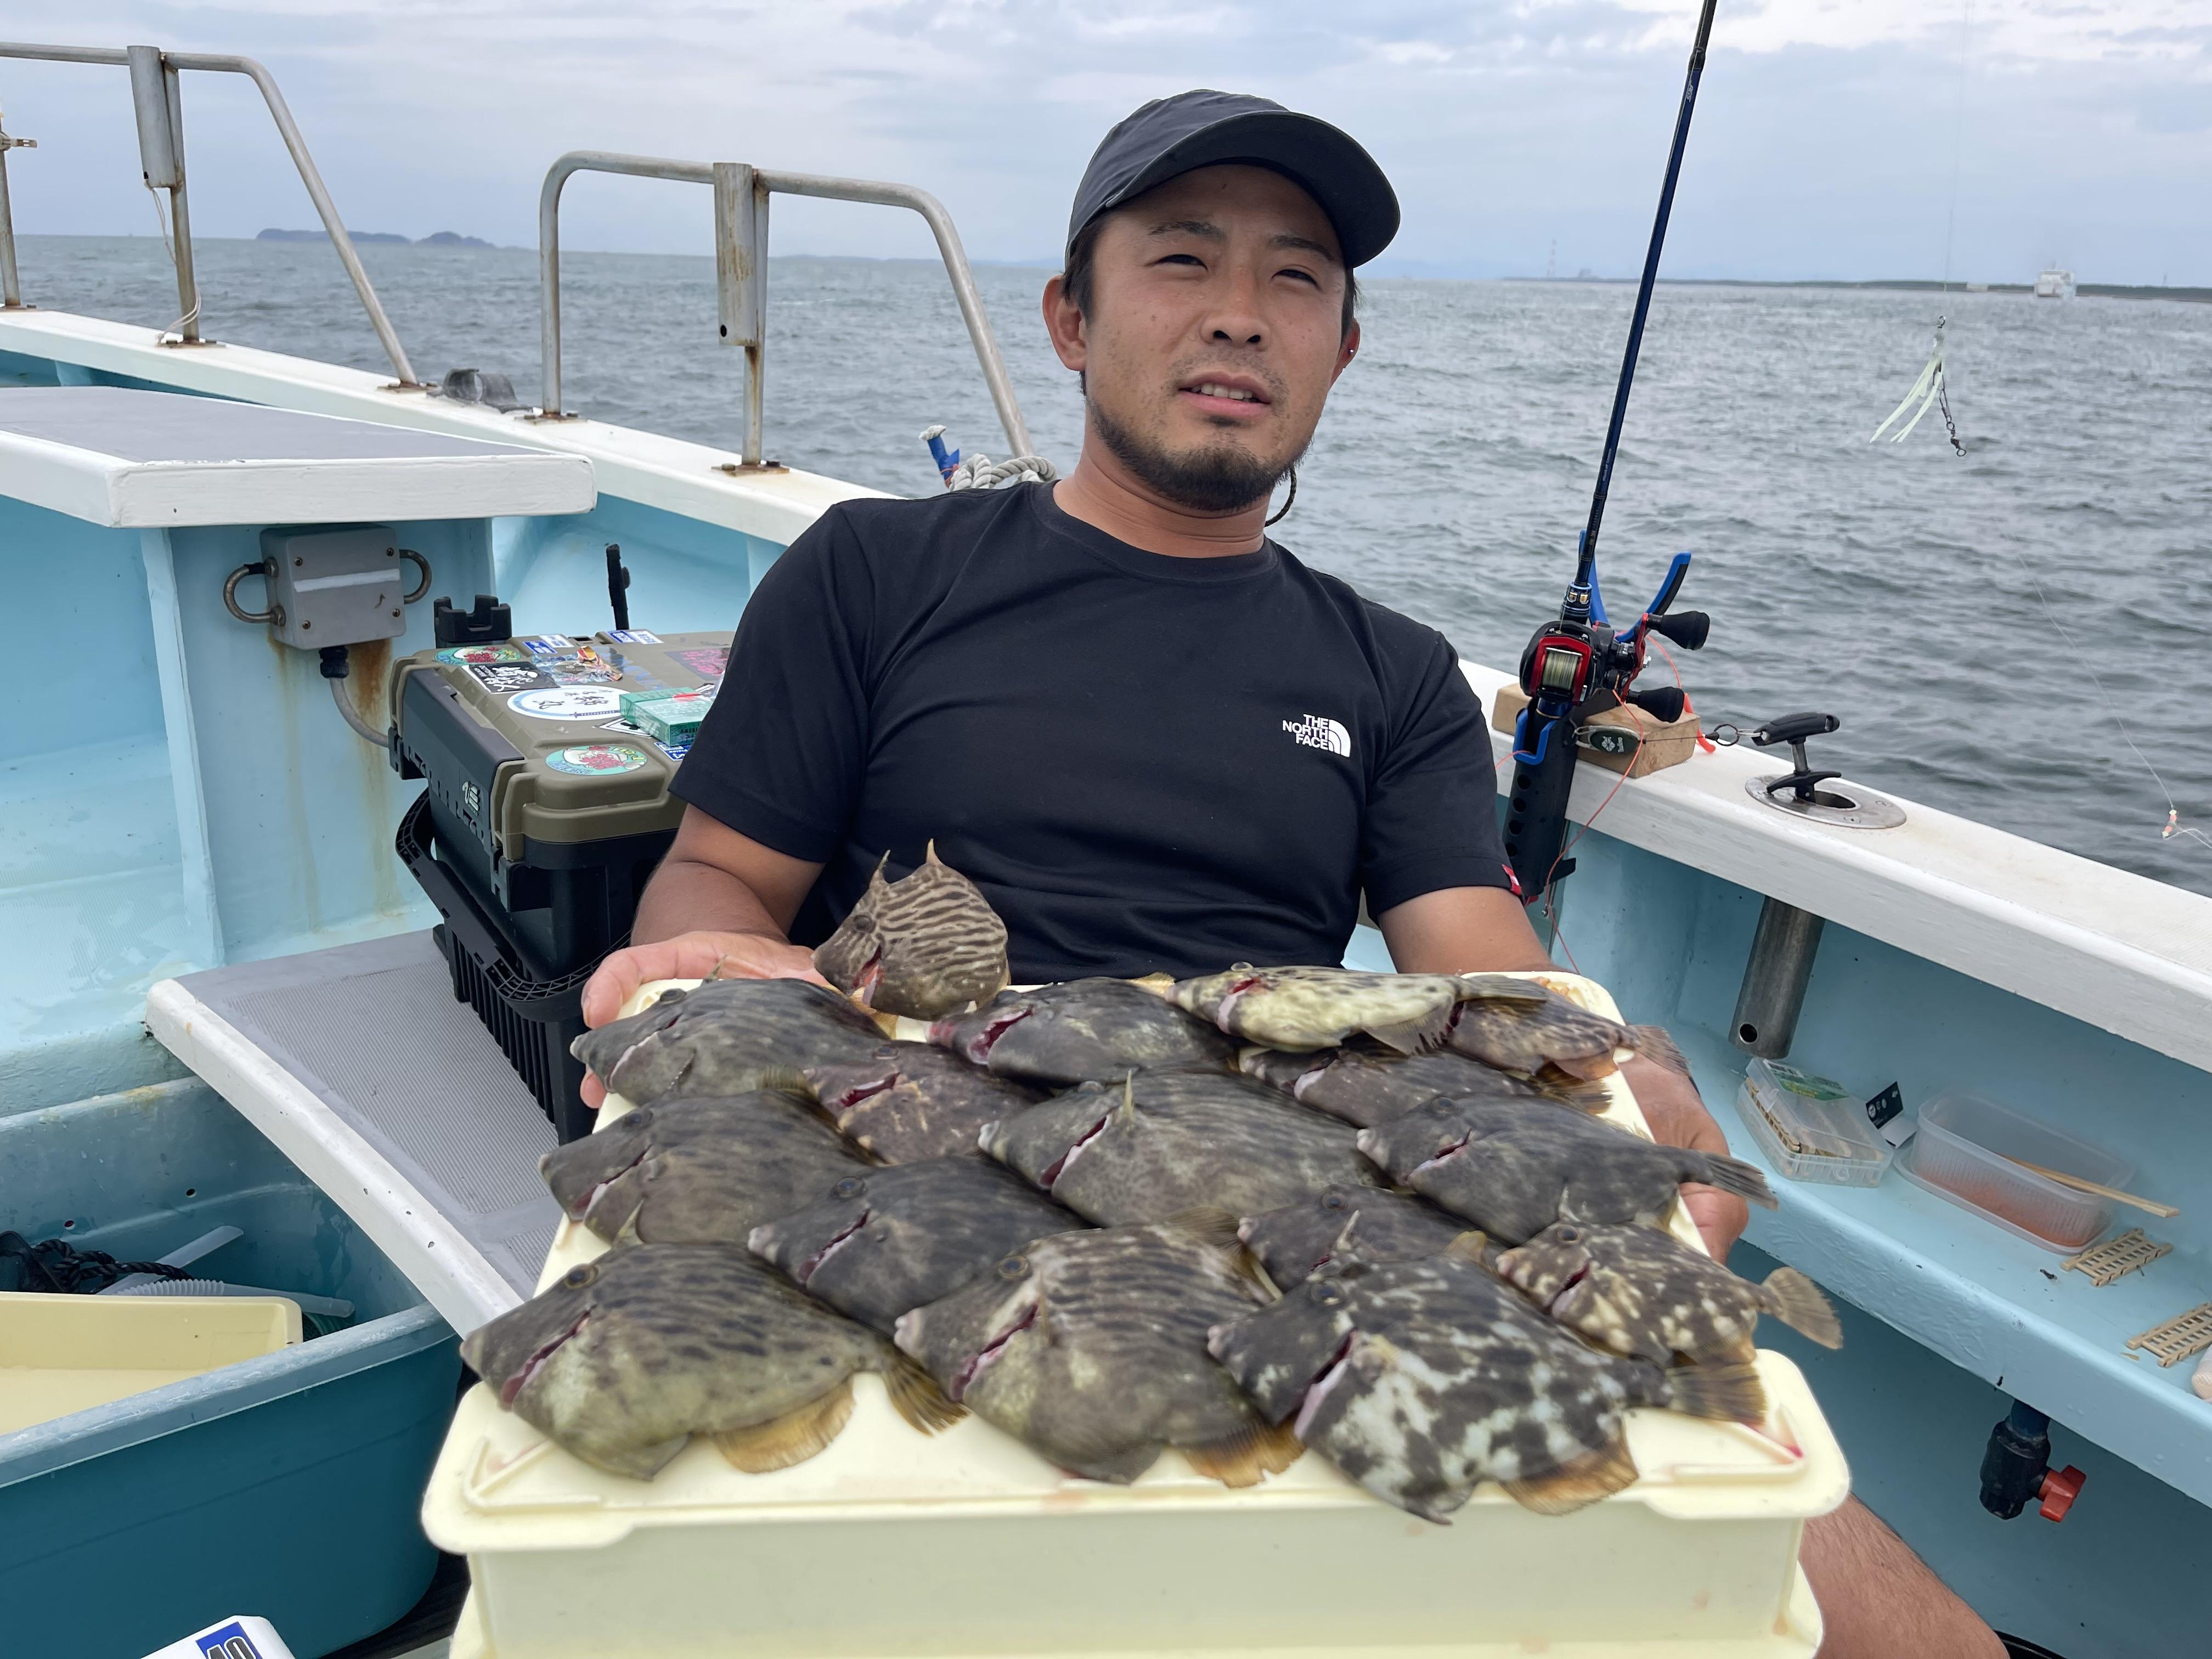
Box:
[540,150,1032,466]
[0,41,421,385]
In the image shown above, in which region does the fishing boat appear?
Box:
[2035,268,2077,299]
[1,38,2207,1659]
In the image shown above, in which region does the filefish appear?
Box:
[749,1155,1090,1334]
[1170,966,1509,1053]
[1238,1186,1478,1289]
[1206,1240,1764,1522]
[798,1040,1047,1164]
[983,1071,1383,1226]
[1496,1220,1843,1365]
[571,977,889,1107]
[1240,1042,1604,1129]
[894,1221,1300,1486]
[460,1243,961,1480]
[1356,1096,1775,1244]
[812,843,1010,1019]
[1441,983,1641,1083]
[540,1092,869,1245]
[930,978,1234,1085]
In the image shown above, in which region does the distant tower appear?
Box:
[1546,240,1557,281]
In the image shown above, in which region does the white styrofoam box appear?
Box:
[424,973,1847,1657]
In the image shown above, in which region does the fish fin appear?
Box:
[1759,1267,1844,1348]
[1159,1206,1244,1249]
[883,1350,966,1434]
[868,850,893,890]
[923,838,941,867]
[1502,1437,1640,1515]
[1548,1049,1623,1082]
[1543,1077,1615,1114]
[1182,1419,1304,1488]
[1666,1359,1768,1424]
[611,1209,647,1249]
[1628,1024,1690,1077]
[1689,1152,1779,1210]
[756,1063,817,1101]
[712,1379,854,1473]
[1363,1003,1456,1056]
[1127,972,1177,997]
[1114,1071,1142,1126]
[1443,1229,1494,1268]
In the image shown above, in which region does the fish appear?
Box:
[749,1155,1091,1334]
[1170,966,1509,1053]
[540,1092,870,1245]
[894,1221,1300,1486]
[1441,982,1641,1083]
[1240,1041,1604,1128]
[1238,1186,1479,1289]
[930,977,1235,1085]
[1356,1096,1776,1244]
[571,976,890,1107]
[812,843,1010,1019]
[1496,1220,1843,1365]
[1206,1238,1765,1522]
[798,1040,1047,1164]
[459,1243,961,1480]
[983,1070,1384,1226]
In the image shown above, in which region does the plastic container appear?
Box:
[1733,1058,1892,1187]
[0,1079,462,1659]
[1897,1089,2129,1252]
[402,794,601,1143]
[425,973,1846,1659]
[0,1292,300,1435]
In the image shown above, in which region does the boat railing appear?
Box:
[538,151,1034,466]
[0,41,423,386]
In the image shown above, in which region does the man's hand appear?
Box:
[577,930,828,1109]
[1620,1052,1748,1260]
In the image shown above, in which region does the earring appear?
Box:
[1265,466,1297,528]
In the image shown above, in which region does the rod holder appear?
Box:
[1730,896,1825,1058]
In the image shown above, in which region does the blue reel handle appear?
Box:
[923,430,960,487]
[1619,551,1694,644]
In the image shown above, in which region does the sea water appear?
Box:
[20,235,2211,896]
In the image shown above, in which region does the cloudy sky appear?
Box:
[3,1,2206,284]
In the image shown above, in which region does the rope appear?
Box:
[944,452,1059,490]
[0,1230,193,1295]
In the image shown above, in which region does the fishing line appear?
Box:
[141,179,200,341]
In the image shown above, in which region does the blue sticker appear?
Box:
[607,629,662,644]
[521,634,575,658]
[198,1621,262,1659]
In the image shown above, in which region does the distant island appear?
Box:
[257,228,496,249]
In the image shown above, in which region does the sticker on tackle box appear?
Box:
[607,629,662,644]
[508,685,627,721]
[139,1613,299,1659]
[520,634,577,657]
[670,646,729,682]
[467,661,551,695]
[601,718,691,764]
[545,743,649,776]
[438,643,524,665]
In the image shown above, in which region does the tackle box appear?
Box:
[0,1079,460,1659]
[423,973,1848,1658]
[390,611,731,1140]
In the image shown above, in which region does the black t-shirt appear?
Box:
[673,482,1510,981]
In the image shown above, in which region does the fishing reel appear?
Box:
[1505,546,1709,904]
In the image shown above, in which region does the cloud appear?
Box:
[1,0,2205,283]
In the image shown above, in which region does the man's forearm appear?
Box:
[631,855,793,947]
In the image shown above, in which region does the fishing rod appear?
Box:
[1502,0,1720,911]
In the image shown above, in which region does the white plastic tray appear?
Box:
[425,972,1846,1657]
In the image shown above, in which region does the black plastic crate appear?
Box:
[398,795,602,1143]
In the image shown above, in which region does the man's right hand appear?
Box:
[577,930,830,1109]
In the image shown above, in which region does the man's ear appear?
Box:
[1330,317,1362,387]
[1042,273,1088,373]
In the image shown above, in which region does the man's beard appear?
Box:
[1088,394,1301,516]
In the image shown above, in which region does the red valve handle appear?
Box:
[2039,1465,2085,1522]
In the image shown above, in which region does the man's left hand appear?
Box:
[1618,1052,1749,1260]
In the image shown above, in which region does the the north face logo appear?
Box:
[1283,714,1351,757]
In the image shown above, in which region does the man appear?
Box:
[581,89,2000,1658]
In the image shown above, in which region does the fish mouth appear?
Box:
[950,1297,1037,1403]
[851,946,885,1007]
[1544,1265,1591,1318]
[936,1005,1030,1063]
[1037,1109,1112,1190]
[797,1210,870,1285]
[1213,973,1268,1029]
[1409,1131,1472,1178]
[1293,1329,1359,1441]
[817,1066,898,1114]
[501,1312,589,1408]
[576,1148,650,1219]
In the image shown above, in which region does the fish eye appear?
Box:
[1321,1192,1347,1211]
[997,1255,1030,1280]
[620,1109,648,1128]
[1555,1227,1581,1243]
[562,1263,598,1289]
[1308,1282,1344,1307]
[833,1177,866,1199]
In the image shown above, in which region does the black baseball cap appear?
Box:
[1067,89,1400,269]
